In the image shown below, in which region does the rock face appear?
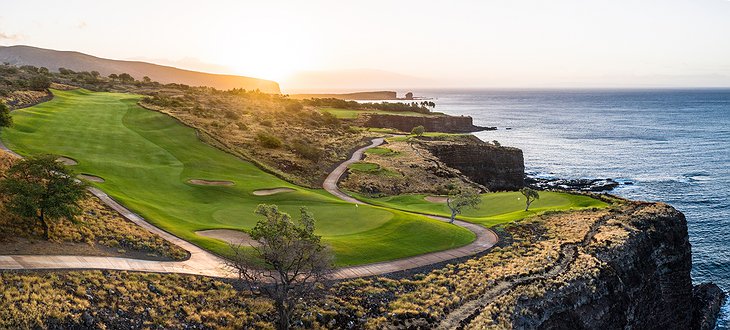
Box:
[511,204,725,330]
[362,114,494,133]
[423,140,524,191]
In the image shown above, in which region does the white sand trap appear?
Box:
[188,179,234,186]
[57,156,78,166]
[253,188,295,196]
[196,229,260,246]
[78,174,105,183]
[424,196,449,203]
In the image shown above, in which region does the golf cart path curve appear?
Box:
[0,136,498,279]
[325,137,499,279]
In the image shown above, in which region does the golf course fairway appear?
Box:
[350,191,608,227]
[1,89,475,266]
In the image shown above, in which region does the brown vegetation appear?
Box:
[340,136,479,196]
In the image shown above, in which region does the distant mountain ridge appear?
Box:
[0,45,280,93]
[290,91,399,100]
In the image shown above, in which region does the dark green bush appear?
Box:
[257,132,282,148]
[291,140,322,161]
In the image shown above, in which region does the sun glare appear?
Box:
[213,38,315,82]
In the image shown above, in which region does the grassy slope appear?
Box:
[1,89,474,266]
[319,107,442,119]
[350,191,608,227]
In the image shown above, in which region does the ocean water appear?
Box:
[420,89,730,328]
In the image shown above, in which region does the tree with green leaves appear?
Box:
[520,187,540,211]
[0,102,12,128]
[0,155,87,239]
[228,204,332,330]
[118,73,135,83]
[411,125,425,136]
[446,187,481,223]
[29,75,51,91]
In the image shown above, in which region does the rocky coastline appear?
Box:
[525,176,623,192]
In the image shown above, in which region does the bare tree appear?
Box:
[228,204,333,330]
[446,188,481,223]
[520,187,540,211]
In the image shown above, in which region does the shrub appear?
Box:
[223,110,239,120]
[411,125,425,136]
[285,102,303,112]
[292,141,323,161]
[28,75,51,91]
[257,132,282,148]
[321,112,340,128]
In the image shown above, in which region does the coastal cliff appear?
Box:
[508,203,723,329]
[362,113,492,133]
[285,200,726,329]
[423,138,525,191]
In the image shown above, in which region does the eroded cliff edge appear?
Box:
[435,201,726,330]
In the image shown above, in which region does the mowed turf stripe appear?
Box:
[2,89,475,266]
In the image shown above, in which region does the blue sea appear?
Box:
[421,89,730,328]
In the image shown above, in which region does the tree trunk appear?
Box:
[276,287,291,330]
[525,201,531,211]
[450,211,456,224]
[276,301,289,330]
[38,210,49,240]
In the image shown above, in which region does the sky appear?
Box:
[1,0,730,91]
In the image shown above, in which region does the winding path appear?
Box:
[326,138,499,278]
[0,137,498,279]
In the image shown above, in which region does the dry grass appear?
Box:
[0,271,273,329]
[341,137,475,195]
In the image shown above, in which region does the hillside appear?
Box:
[0,45,280,93]
[290,91,398,100]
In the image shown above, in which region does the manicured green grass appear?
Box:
[364,147,399,156]
[348,162,381,173]
[349,191,609,227]
[387,132,469,142]
[1,89,475,266]
[363,127,400,134]
[348,161,400,177]
[319,107,442,119]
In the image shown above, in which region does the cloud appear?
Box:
[0,31,20,41]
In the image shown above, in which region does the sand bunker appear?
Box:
[196,229,260,246]
[57,156,78,166]
[188,179,234,186]
[424,196,449,203]
[253,188,295,196]
[78,174,105,183]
